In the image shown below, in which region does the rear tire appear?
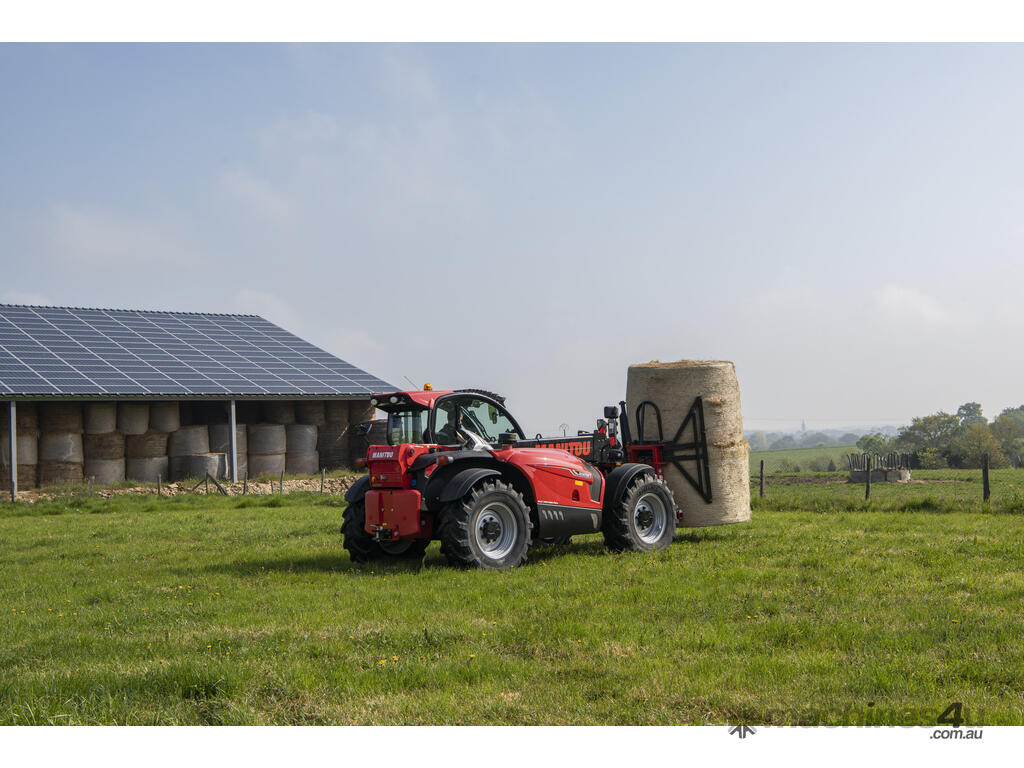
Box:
[341,500,429,563]
[603,475,676,552]
[438,479,532,570]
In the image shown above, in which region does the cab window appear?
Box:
[433,396,522,445]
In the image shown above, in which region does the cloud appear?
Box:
[0,290,51,306]
[872,283,963,330]
[228,289,300,331]
[47,205,197,268]
[219,169,296,225]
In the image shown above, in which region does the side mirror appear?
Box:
[603,405,619,419]
[356,422,372,436]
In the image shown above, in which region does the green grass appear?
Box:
[750,444,858,473]
[2,483,1024,725]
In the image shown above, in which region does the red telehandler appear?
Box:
[342,387,712,570]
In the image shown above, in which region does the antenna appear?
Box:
[402,375,417,389]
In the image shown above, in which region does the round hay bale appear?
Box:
[83,403,117,434]
[83,432,125,460]
[348,401,377,425]
[209,424,247,454]
[168,425,210,457]
[317,422,350,468]
[262,401,296,425]
[286,451,319,475]
[626,360,750,527]
[324,400,349,422]
[117,403,150,435]
[0,403,40,435]
[170,453,227,481]
[248,453,286,477]
[248,424,286,454]
[39,460,83,485]
[2,433,39,466]
[39,404,83,434]
[125,430,168,458]
[286,424,318,453]
[0,464,38,490]
[38,433,84,463]
[149,402,181,433]
[126,456,169,483]
[84,457,125,484]
[295,400,326,426]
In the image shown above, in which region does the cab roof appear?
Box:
[372,390,454,410]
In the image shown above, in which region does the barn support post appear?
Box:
[228,399,238,484]
[8,400,16,502]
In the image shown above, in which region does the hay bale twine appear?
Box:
[39,460,83,485]
[38,433,84,463]
[262,401,296,425]
[83,403,117,434]
[168,425,210,457]
[39,404,83,433]
[125,430,168,458]
[286,424,318,453]
[317,422,351,469]
[248,424,286,454]
[117,403,150,435]
[626,360,750,527]
[295,400,326,426]
[324,400,349,422]
[149,402,181,433]
[286,451,319,475]
[83,432,125,460]
[126,456,169,483]
[1,433,39,466]
[0,465,37,490]
[169,453,227,481]
[248,452,286,477]
[84,457,125,484]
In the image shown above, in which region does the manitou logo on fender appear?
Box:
[371,450,395,460]
[547,440,592,457]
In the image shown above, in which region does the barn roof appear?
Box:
[0,304,392,398]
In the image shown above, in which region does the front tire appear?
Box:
[438,479,532,570]
[341,500,429,563]
[603,475,676,552]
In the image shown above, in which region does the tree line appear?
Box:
[855,402,1024,469]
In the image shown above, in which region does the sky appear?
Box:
[2,43,1024,436]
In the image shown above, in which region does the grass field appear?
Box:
[750,444,858,473]
[2,473,1024,725]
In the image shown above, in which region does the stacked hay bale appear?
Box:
[149,402,181,433]
[248,423,286,477]
[126,431,169,482]
[318,401,352,470]
[82,403,124,485]
[286,424,319,474]
[626,360,750,528]
[263,401,296,425]
[38,404,85,485]
[209,423,247,479]
[117,402,149,435]
[168,425,225,481]
[1,403,39,490]
[348,401,378,460]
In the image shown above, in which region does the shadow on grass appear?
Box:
[206,553,425,576]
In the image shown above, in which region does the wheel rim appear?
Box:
[634,492,667,544]
[379,539,414,555]
[474,501,518,560]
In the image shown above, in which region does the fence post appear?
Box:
[158,474,162,497]
[280,470,285,494]
[983,453,990,501]
[759,459,765,498]
[321,468,326,494]
[243,472,248,495]
[204,475,209,495]
[865,455,872,501]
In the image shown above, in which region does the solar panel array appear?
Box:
[0,305,393,397]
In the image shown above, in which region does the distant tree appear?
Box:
[838,433,859,446]
[956,402,987,426]
[827,458,837,472]
[769,435,798,450]
[747,431,769,451]
[800,431,833,448]
[991,414,1024,457]
[997,405,1024,428]
[893,412,961,453]
[948,423,1009,468]
[915,448,947,469]
[856,432,891,454]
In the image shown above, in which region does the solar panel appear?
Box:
[0,305,393,397]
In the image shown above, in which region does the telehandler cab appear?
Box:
[342,387,712,570]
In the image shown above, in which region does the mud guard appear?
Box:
[344,475,371,503]
[437,468,502,503]
[602,463,658,515]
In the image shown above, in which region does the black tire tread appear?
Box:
[603,474,676,552]
[437,479,532,569]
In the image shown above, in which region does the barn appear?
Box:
[0,304,392,497]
